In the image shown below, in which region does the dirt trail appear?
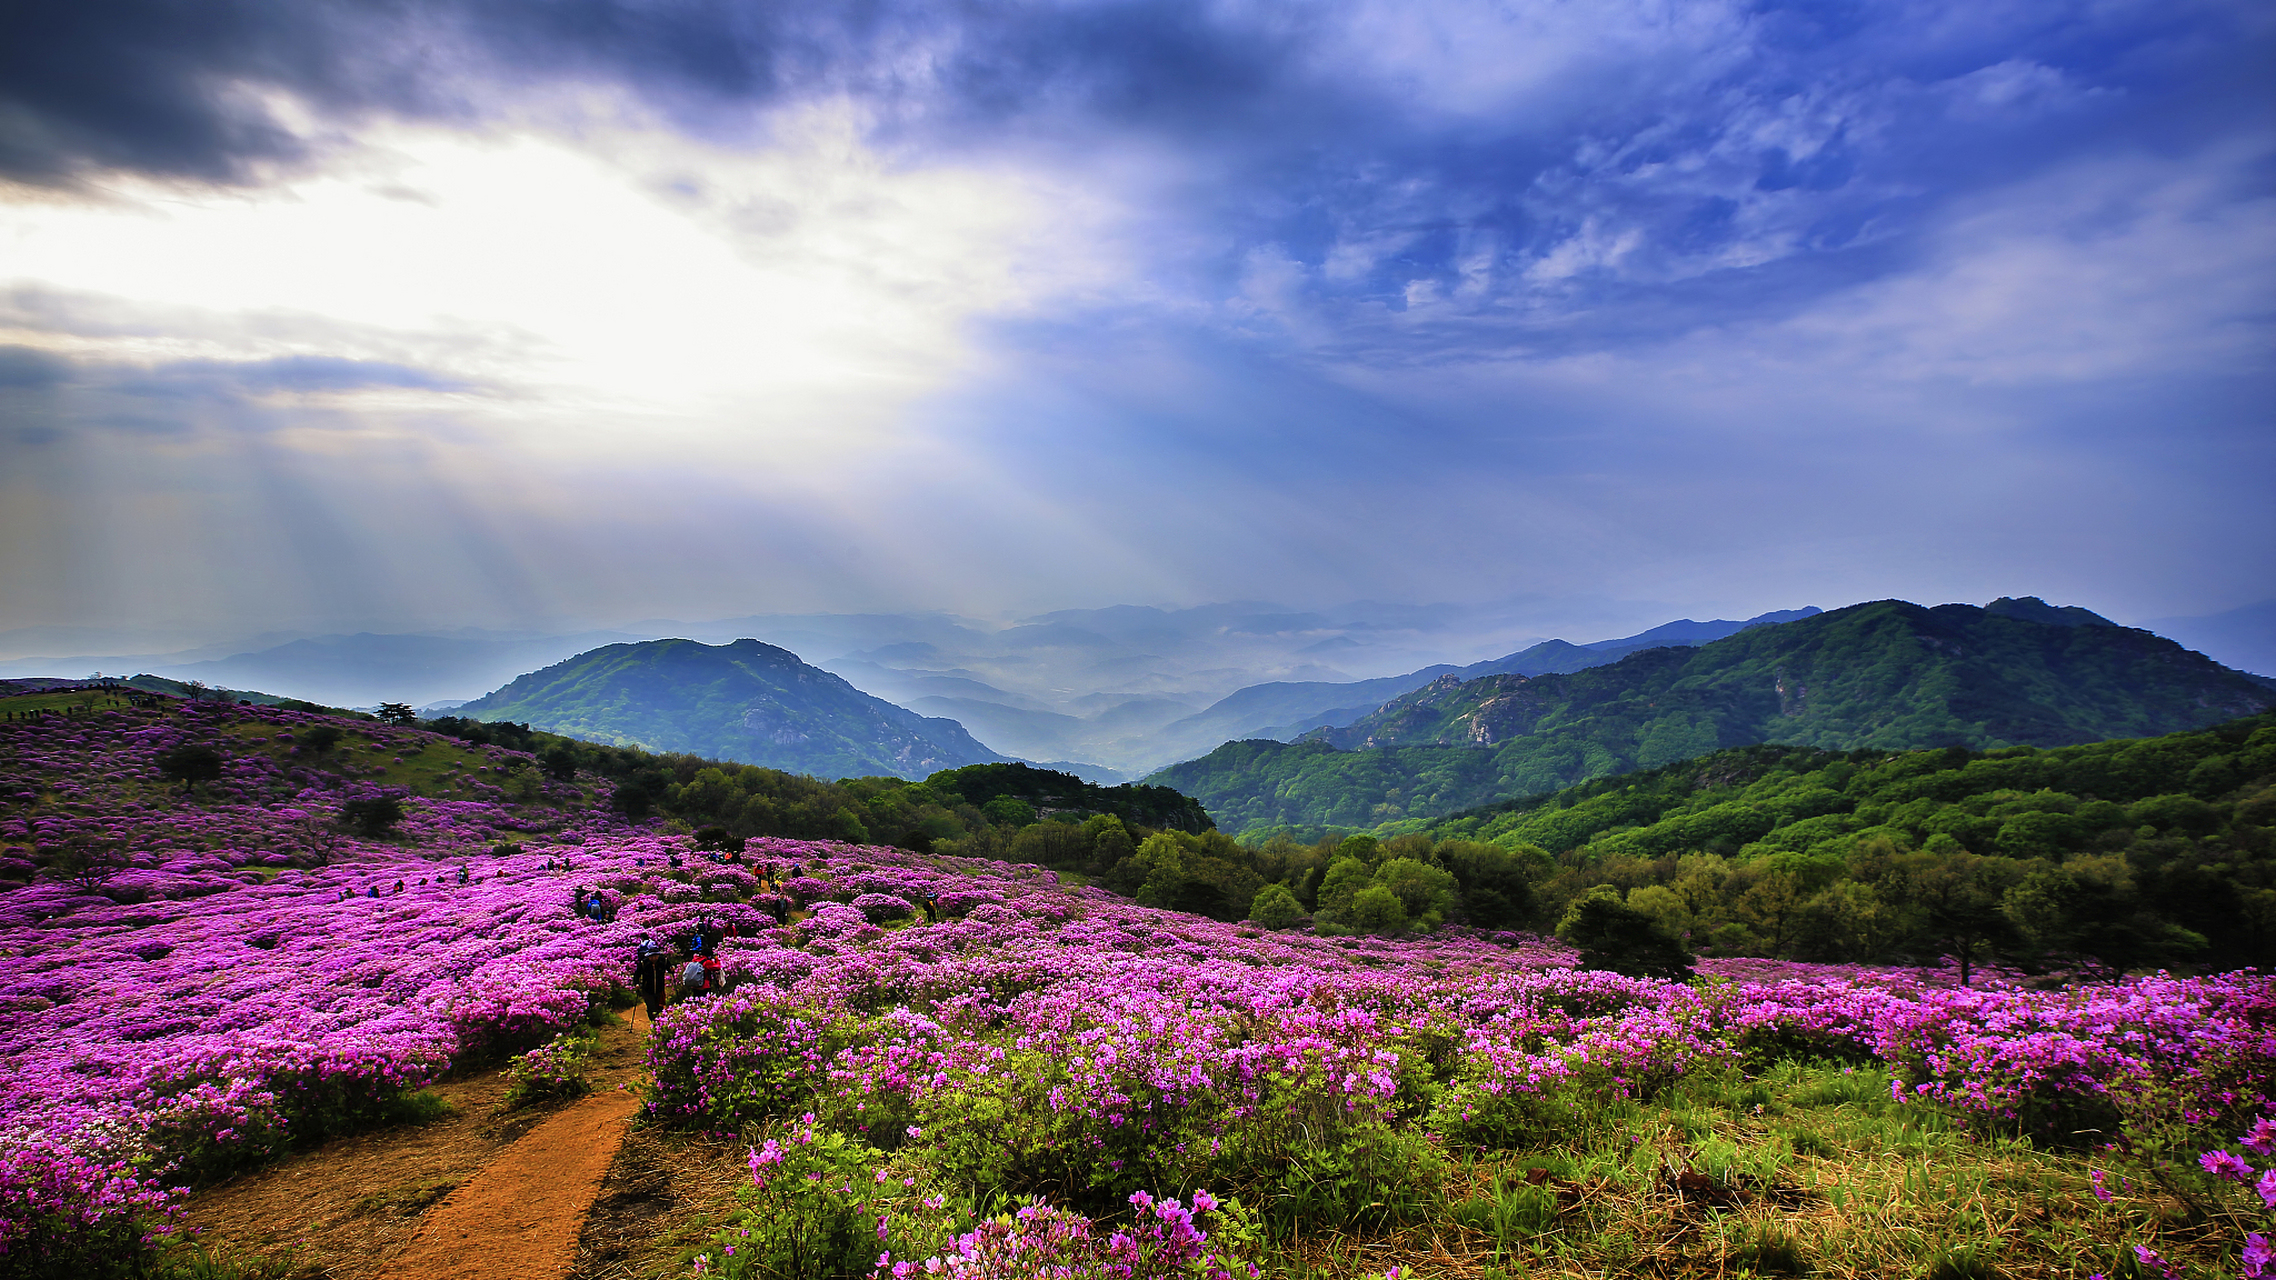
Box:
[377,1084,643,1280]
[182,1008,656,1280]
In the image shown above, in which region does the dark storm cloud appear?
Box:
[0,0,1320,185]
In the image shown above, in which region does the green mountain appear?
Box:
[1149,598,2276,834]
[458,638,1006,780]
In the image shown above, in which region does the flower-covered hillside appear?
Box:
[4,700,2275,1279]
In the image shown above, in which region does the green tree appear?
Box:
[1557,888,1694,979]
[338,795,407,837]
[1249,883,1304,929]
[155,743,224,794]
[1309,857,1376,933]
[375,702,418,725]
[1348,885,1410,937]
[540,747,580,782]
[1889,848,2023,986]
[1441,840,1544,929]
[982,796,1038,827]
[1372,857,1457,931]
[300,725,344,756]
[2002,858,2206,977]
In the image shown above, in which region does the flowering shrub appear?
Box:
[0,1146,174,1277]
[912,1190,1260,1280]
[701,1114,957,1280]
[1876,974,2276,1146]
[505,1029,597,1108]
[851,894,915,925]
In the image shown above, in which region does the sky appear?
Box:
[2,0,2271,653]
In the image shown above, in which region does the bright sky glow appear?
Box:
[2,107,1103,458]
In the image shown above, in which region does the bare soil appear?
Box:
[181,1010,653,1280]
[562,1121,752,1280]
[376,1086,641,1280]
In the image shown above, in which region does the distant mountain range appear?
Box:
[457,638,1005,780]
[1113,608,1825,771]
[1148,598,2276,835]
[6,596,2266,783]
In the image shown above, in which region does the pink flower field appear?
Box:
[4,701,2274,1278]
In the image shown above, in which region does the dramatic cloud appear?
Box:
[1,0,2269,648]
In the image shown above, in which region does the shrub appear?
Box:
[1557,889,1694,979]
[338,795,407,838]
[1248,883,1303,930]
[850,893,915,924]
[504,1030,596,1109]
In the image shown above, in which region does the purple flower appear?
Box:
[2247,1119,2276,1157]
[2133,1245,2184,1280]
[2202,1149,2256,1183]
[2246,1233,2274,1280]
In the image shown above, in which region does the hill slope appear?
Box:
[1151,598,2275,833]
[458,638,1005,780]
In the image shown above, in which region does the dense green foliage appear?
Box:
[1185,712,2275,976]
[417,715,1222,878]
[1153,599,2273,833]
[925,761,1212,832]
[1556,889,1696,979]
[457,637,1003,780]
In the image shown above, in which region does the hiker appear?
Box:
[668,852,681,869]
[676,951,709,1002]
[392,879,404,895]
[366,885,379,899]
[921,893,939,924]
[457,864,469,884]
[701,949,723,994]
[634,941,670,1019]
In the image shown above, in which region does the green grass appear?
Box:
[0,689,143,717]
[1244,1059,2237,1279]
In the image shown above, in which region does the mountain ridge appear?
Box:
[458,638,1006,781]
[1149,598,2275,834]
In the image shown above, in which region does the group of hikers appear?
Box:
[339,878,410,899]
[627,887,947,1018]
[631,920,740,1017]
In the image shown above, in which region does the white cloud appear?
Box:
[0,100,1124,461]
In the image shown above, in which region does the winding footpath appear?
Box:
[378,1009,651,1280]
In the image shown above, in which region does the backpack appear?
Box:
[679,960,708,994]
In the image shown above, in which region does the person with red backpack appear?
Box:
[676,950,709,1003]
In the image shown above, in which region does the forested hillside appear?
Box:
[1143,712,2274,976]
[1155,599,2274,833]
